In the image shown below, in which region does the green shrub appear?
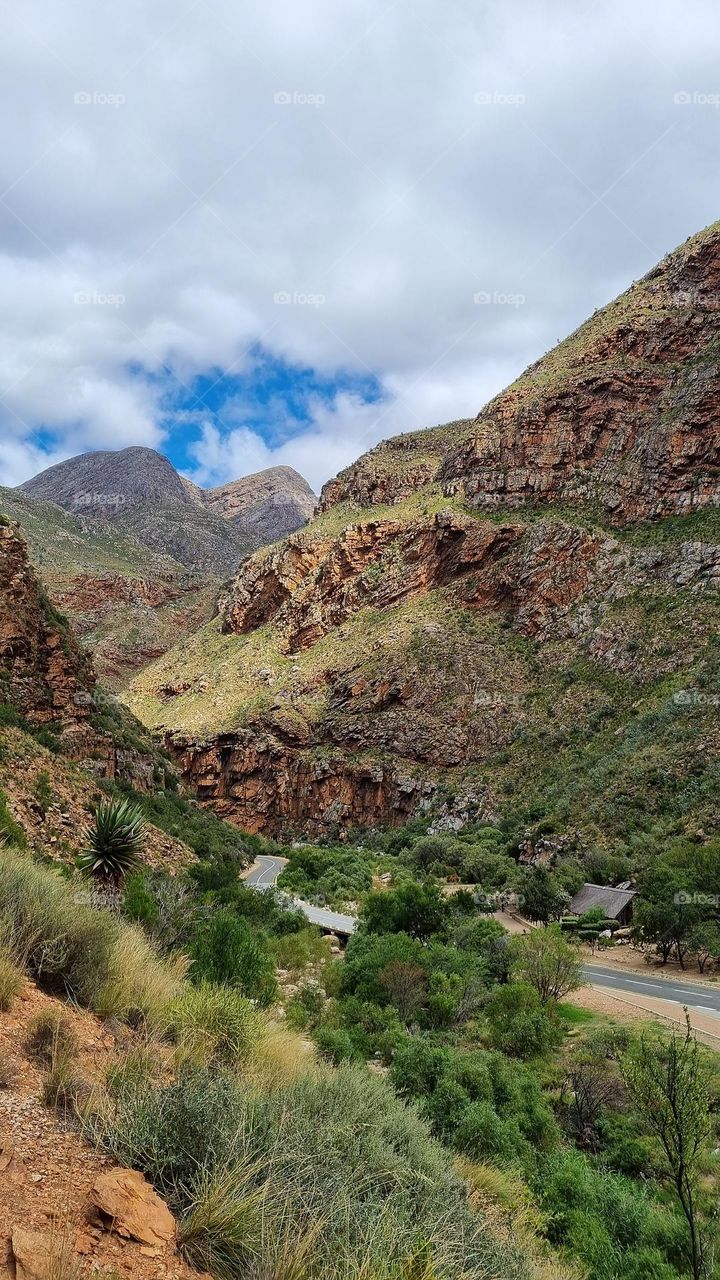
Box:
[270,927,330,972]
[31,770,54,817]
[314,1026,362,1064]
[169,982,263,1068]
[78,797,146,883]
[0,851,119,1003]
[92,1063,528,1280]
[485,982,564,1058]
[190,911,278,1007]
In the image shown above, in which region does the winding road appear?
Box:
[244,858,720,1019]
[244,855,357,935]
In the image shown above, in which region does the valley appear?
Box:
[1,219,719,1280]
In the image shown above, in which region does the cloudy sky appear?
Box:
[0,0,718,493]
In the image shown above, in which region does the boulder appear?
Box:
[91,1168,176,1246]
[11,1228,57,1280]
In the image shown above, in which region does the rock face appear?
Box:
[126,222,720,837]
[0,520,95,729]
[321,223,720,522]
[0,518,175,792]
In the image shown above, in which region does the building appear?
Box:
[569,883,637,926]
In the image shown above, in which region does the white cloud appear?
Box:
[0,0,718,488]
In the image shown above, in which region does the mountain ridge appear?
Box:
[5,449,317,686]
[124,219,720,840]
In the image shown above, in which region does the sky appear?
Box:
[0,0,718,495]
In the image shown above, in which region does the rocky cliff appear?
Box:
[0,516,178,793]
[321,222,720,521]
[124,223,720,840]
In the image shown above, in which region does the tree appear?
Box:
[687,921,720,975]
[514,865,569,923]
[379,960,428,1024]
[360,880,449,942]
[511,925,582,1004]
[633,856,707,967]
[622,1015,713,1280]
[190,910,278,1007]
[485,981,563,1058]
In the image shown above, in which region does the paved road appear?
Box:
[583,964,720,1017]
[245,855,356,935]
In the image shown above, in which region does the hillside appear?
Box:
[124,222,720,846]
[6,450,316,686]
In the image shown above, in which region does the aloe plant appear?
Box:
[78,797,146,884]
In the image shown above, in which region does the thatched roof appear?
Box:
[569,883,636,919]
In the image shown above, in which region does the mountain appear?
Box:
[20,447,317,573]
[6,450,316,687]
[124,221,720,845]
[201,465,318,541]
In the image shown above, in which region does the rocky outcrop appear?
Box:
[0,520,96,729]
[91,1169,176,1247]
[221,509,720,656]
[171,729,431,835]
[321,225,720,523]
[221,513,524,651]
[0,519,176,793]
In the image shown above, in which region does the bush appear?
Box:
[0,849,116,1005]
[190,911,277,1007]
[92,1062,528,1280]
[78,797,146,883]
[314,1026,362,1064]
[25,1007,79,1067]
[94,924,187,1027]
[485,982,564,1058]
[169,982,263,1069]
[270,927,330,972]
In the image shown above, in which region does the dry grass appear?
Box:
[242,1021,316,1090]
[93,924,188,1028]
[0,945,23,1011]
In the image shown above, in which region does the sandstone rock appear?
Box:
[11,1227,62,1280]
[91,1168,176,1247]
